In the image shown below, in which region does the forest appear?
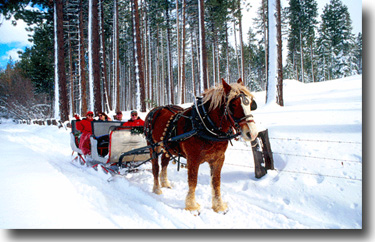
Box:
[0,0,362,122]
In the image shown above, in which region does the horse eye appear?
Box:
[241,96,250,106]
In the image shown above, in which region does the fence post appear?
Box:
[251,129,275,178]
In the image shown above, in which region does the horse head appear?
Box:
[222,78,258,141]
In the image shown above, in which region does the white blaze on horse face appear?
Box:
[240,95,258,141]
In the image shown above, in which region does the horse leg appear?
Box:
[185,161,200,211]
[210,157,228,213]
[151,147,162,195]
[160,153,171,188]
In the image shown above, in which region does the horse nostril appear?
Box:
[246,132,251,139]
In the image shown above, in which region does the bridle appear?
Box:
[224,92,256,135]
[193,92,256,141]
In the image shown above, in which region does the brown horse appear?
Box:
[144,78,258,213]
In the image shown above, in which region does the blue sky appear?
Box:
[0,43,30,66]
[0,0,364,70]
[0,10,33,69]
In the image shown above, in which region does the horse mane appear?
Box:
[202,82,254,112]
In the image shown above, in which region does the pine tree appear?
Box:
[245,27,263,91]
[253,0,268,88]
[317,0,357,80]
[18,21,54,99]
[286,0,318,83]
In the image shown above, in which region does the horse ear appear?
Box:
[222,78,231,95]
[237,78,244,86]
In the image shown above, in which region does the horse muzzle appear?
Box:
[238,117,258,141]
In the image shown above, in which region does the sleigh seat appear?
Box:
[70,120,83,155]
[90,121,124,163]
[107,127,149,164]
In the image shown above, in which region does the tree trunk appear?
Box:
[276,0,284,106]
[176,0,181,103]
[99,0,110,112]
[79,0,87,115]
[233,21,240,79]
[299,29,305,83]
[262,0,268,88]
[89,0,102,113]
[225,23,230,81]
[165,3,174,104]
[181,0,186,104]
[148,17,153,106]
[238,1,245,83]
[68,33,74,116]
[266,0,277,104]
[310,43,315,82]
[133,0,146,111]
[198,0,208,92]
[211,24,218,85]
[190,28,196,98]
[156,24,160,105]
[142,2,149,108]
[114,0,120,111]
[54,0,69,121]
[161,27,165,105]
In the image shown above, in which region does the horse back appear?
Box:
[144,105,184,144]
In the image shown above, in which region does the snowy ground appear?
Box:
[0,75,362,230]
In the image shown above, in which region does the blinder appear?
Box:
[238,93,257,111]
[227,92,257,128]
[251,99,257,111]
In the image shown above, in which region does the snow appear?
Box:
[0,75,362,229]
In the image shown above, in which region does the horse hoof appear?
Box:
[190,210,201,216]
[213,202,228,213]
[161,183,172,189]
[185,203,201,212]
[153,187,162,195]
[161,179,172,188]
[217,209,229,215]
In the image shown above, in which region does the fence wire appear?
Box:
[269,137,361,145]
[227,136,362,182]
[225,162,362,182]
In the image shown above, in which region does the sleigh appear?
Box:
[70,120,151,174]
